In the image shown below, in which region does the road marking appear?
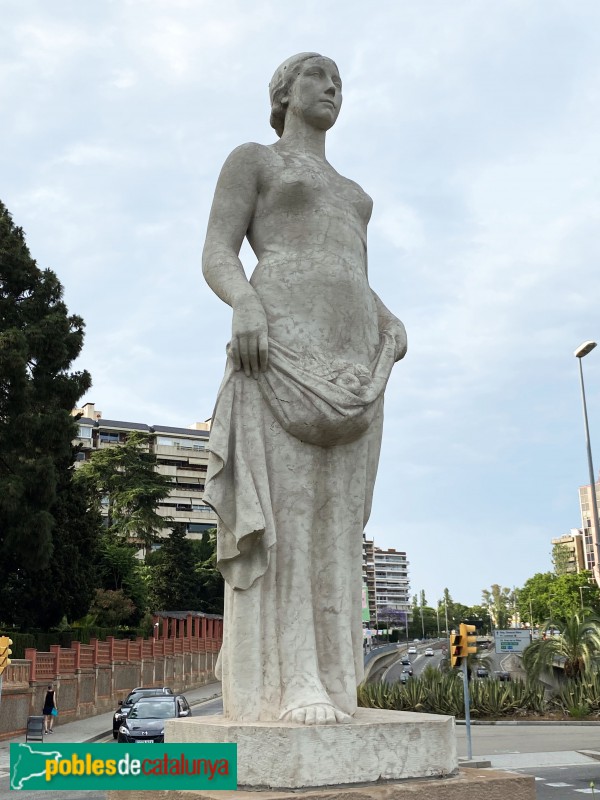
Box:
[545,782,573,787]
[574,790,596,795]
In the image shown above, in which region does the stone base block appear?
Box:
[164,708,457,789]
[107,768,536,800]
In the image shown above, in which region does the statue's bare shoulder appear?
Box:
[218,142,276,191]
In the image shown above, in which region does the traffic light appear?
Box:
[0,636,12,676]
[459,623,477,659]
[449,630,462,667]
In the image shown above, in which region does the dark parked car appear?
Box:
[476,667,489,678]
[112,687,173,738]
[117,695,192,743]
[494,670,511,682]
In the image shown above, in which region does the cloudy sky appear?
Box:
[3,0,600,607]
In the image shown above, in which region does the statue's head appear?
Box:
[269,52,340,137]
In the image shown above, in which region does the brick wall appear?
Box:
[0,620,222,740]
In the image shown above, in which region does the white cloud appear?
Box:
[3,0,600,606]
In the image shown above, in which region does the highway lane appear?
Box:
[383,641,444,683]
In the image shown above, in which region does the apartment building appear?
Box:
[362,535,376,623]
[578,478,600,571]
[362,536,411,625]
[73,402,218,541]
[551,530,586,574]
[374,547,410,619]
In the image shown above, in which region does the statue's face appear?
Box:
[285,56,342,132]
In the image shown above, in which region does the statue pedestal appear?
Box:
[106,709,536,800]
[164,708,457,789]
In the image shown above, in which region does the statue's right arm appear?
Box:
[202,144,268,378]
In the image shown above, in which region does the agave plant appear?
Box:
[549,673,600,716]
[522,610,600,682]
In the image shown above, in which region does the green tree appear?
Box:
[552,543,572,576]
[0,200,91,570]
[148,525,204,610]
[517,572,600,625]
[437,589,471,632]
[89,588,136,627]
[522,610,600,681]
[193,530,224,615]
[76,431,172,553]
[482,584,512,628]
[147,526,224,614]
[94,533,147,624]
[464,604,493,634]
[0,455,102,628]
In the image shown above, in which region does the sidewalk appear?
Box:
[3,685,599,776]
[0,681,222,752]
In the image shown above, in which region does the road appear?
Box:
[515,764,600,799]
[381,639,526,684]
[2,698,600,799]
[455,723,600,760]
[382,640,443,682]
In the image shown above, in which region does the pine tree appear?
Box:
[0,453,101,628]
[147,527,224,614]
[148,525,206,611]
[0,200,91,572]
[76,431,173,553]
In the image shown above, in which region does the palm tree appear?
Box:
[522,610,600,681]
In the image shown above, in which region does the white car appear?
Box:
[425,647,434,656]
[407,646,417,655]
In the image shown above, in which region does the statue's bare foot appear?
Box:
[282,704,352,725]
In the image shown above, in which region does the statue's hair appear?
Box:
[268,52,323,138]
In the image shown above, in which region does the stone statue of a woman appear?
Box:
[202,53,407,725]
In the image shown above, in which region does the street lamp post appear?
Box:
[575,341,600,587]
[578,585,590,610]
[443,596,450,656]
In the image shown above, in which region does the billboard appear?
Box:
[362,582,370,622]
[493,629,531,654]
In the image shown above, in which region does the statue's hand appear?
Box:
[383,319,407,362]
[230,297,269,377]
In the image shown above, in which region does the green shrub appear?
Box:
[359,673,548,718]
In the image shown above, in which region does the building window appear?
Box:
[157,436,206,451]
[187,523,215,533]
[99,432,120,443]
[78,425,93,439]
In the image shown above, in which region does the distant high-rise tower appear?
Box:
[373,547,410,620]
[578,477,600,571]
[551,530,586,573]
[362,535,411,625]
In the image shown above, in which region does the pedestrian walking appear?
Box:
[42,683,58,733]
